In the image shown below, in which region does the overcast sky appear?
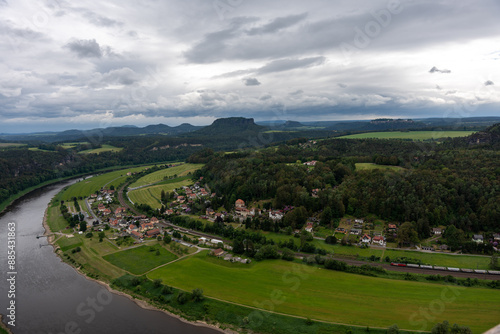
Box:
[1,0,499,132]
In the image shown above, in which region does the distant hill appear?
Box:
[0,123,203,142]
[190,117,266,136]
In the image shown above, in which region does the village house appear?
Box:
[350,228,362,235]
[269,211,284,220]
[150,217,159,224]
[472,234,484,243]
[206,208,215,216]
[212,248,225,257]
[303,160,317,166]
[145,228,161,238]
[235,199,246,209]
[305,222,314,233]
[372,236,385,246]
[130,231,143,240]
[432,228,442,235]
[336,227,346,234]
[361,234,371,243]
[115,207,127,215]
[127,224,138,233]
[165,209,174,215]
[109,218,119,227]
[493,233,500,242]
[97,204,106,212]
[388,224,397,231]
[140,222,155,232]
[102,208,111,215]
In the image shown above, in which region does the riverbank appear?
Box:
[0,161,178,216]
[42,205,233,334]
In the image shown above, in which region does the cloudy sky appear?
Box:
[1,0,499,132]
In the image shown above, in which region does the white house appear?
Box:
[472,234,484,243]
[361,234,371,243]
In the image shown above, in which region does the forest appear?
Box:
[192,125,500,235]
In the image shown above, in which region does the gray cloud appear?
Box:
[84,12,123,27]
[429,66,451,74]
[485,80,494,86]
[338,83,347,88]
[257,56,325,74]
[247,13,308,35]
[289,90,303,96]
[243,78,261,86]
[66,39,102,58]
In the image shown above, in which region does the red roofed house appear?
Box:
[361,234,372,243]
[115,207,127,215]
[212,248,225,257]
[103,208,111,215]
[140,222,155,232]
[373,236,385,246]
[150,217,159,224]
[165,209,174,215]
[235,199,246,209]
[130,231,143,239]
[388,224,397,230]
[145,228,161,238]
[98,204,106,212]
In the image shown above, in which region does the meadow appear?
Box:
[148,251,500,332]
[103,245,178,275]
[60,165,153,201]
[355,163,405,171]
[338,131,476,140]
[79,144,123,154]
[129,163,203,188]
[384,249,490,269]
[128,178,193,208]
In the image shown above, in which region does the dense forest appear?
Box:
[193,126,500,234]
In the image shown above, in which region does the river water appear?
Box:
[0,181,221,334]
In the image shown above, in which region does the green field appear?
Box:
[56,235,83,252]
[339,131,476,140]
[128,178,193,209]
[149,252,500,332]
[384,249,490,269]
[104,245,178,275]
[60,165,153,201]
[355,163,405,171]
[79,144,123,154]
[129,163,203,188]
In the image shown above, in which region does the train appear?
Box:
[389,262,500,275]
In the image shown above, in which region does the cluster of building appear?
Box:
[165,182,215,216]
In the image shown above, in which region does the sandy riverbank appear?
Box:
[42,206,236,334]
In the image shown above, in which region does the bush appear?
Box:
[177,291,190,304]
[325,235,337,244]
[153,279,162,288]
[192,288,204,302]
[162,285,174,295]
[387,324,400,334]
[281,248,295,261]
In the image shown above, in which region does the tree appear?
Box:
[281,248,295,261]
[443,225,465,250]
[163,235,172,244]
[321,207,332,226]
[396,222,419,247]
[192,288,204,302]
[431,321,449,334]
[153,279,162,288]
[387,324,400,334]
[491,253,498,269]
[79,221,87,232]
[325,235,337,245]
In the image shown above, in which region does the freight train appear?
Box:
[390,262,500,275]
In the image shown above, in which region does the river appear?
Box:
[0,181,221,334]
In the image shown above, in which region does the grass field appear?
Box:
[128,178,193,208]
[129,163,203,188]
[103,245,178,275]
[149,251,500,332]
[384,249,490,269]
[79,144,123,154]
[56,236,83,252]
[60,165,153,201]
[355,163,405,171]
[338,131,476,140]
